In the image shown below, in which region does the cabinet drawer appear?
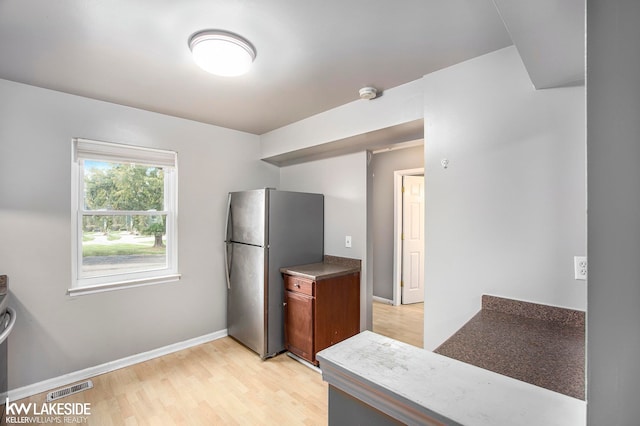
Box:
[284,275,314,296]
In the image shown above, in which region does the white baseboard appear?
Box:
[373,296,394,305]
[4,329,228,402]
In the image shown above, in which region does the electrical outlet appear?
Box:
[345,235,352,248]
[574,256,587,280]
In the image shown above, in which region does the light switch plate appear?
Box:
[345,236,352,248]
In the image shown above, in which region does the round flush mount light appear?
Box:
[188,30,256,77]
[359,86,378,100]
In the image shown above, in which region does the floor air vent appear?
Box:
[46,380,93,402]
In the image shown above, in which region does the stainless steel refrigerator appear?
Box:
[224,189,324,359]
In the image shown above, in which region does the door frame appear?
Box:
[393,168,424,306]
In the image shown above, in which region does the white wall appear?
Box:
[0,79,279,390]
[260,80,424,159]
[279,153,370,329]
[370,146,424,301]
[587,0,640,423]
[423,46,586,350]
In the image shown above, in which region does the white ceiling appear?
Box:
[0,0,584,135]
[492,0,585,89]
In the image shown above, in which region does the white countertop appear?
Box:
[316,331,586,426]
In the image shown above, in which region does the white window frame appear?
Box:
[70,138,180,296]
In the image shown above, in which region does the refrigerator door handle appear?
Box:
[0,307,16,345]
[224,242,232,290]
[224,193,232,289]
[225,193,232,243]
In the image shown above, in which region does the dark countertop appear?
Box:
[435,308,585,400]
[280,255,361,280]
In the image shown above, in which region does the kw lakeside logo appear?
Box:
[4,398,91,424]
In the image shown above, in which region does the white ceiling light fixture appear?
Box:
[188,30,256,77]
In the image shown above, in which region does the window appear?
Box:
[70,138,179,295]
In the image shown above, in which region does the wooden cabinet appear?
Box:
[283,289,314,361]
[283,272,360,365]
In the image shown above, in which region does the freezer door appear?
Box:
[228,190,266,246]
[227,242,267,357]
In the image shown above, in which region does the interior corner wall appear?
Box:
[0,78,279,390]
[278,152,370,330]
[422,46,586,350]
[586,0,640,424]
[370,146,424,301]
[260,80,424,159]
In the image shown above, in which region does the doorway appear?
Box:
[368,144,424,347]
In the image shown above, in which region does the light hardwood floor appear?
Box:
[372,301,424,348]
[13,303,421,425]
[13,337,327,425]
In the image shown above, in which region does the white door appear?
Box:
[401,175,425,304]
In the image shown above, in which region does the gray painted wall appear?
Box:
[370,146,424,301]
[422,46,586,350]
[279,152,370,330]
[587,0,640,423]
[0,78,279,389]
[328,385,402,426]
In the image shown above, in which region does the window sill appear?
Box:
[68,273,181,297]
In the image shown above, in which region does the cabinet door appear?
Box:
[315,273,361,354]
[284,290,314,363]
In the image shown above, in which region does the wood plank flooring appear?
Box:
[372,301,424,348]
[13,338,327,425]
[12,304,422,425]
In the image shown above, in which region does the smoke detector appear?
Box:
[359,86,378,100]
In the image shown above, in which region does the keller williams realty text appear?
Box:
[5,416,89,424]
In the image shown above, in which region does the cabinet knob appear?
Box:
[283,302,287,307]
[294,283,300,288]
